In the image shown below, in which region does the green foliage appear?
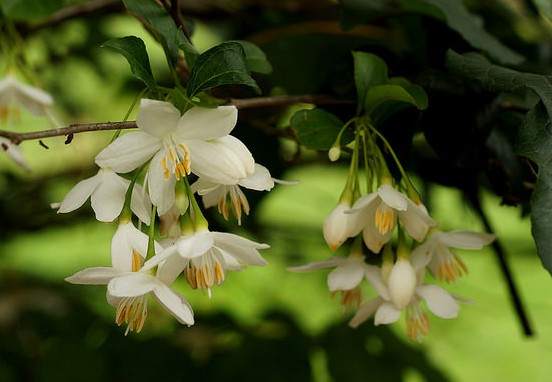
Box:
[415,0,523,65]
[352,51,388,114]
[232,40,273,75]
[447,50,552,274]
[101,36,157,92]
[121,0,184,68]
[290,108,345,150]
[186,41,260,99]
[0,0,62,20]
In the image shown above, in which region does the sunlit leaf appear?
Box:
[290,108,345,150]
[102,36,157,91]
[186,42,260,98]
[365,84,427,115]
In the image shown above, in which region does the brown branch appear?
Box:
[0,95,350,144]
[0,121,137,145]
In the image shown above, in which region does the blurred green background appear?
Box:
[2,2,552,381]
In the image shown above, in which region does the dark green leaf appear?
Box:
[365,84,427,115]
[417,0,523,65]
[290,108,344,150]
[516,101,552,274]
[0,0,62,20]
[232,41,273,74]
[446,50,552,119]
[352,51,388,114]
[102,36,157,91]
[122,0,183,68]
[533,0,552,22]
[186,42,260,99]
[177,33,200,69]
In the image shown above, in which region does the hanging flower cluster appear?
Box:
[56,99,276,334]
[290,120,495,341]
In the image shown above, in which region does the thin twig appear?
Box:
[0,121,137,145]
[0,95,350,144]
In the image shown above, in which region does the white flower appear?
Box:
[411,230,496,283]
[349,258,460,341]
[192,163,275,225]
[53,167,151,224]
[0,75,53,120]
[144,229,269,297]
[288,253,371,307]
[0,137,29,170]
[66,221,193,334]
[323,202,363,250]
[95,99,255,215]
[348,184,436,253]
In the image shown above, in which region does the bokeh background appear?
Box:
[1,1,552,381]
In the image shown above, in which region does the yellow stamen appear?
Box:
[375,203,395,235]
[131,250,142,272]
[115,296,148,335]
[162,156,170,179]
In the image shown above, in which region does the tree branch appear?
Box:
[0,95,350,144]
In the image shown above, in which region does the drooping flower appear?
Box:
[95,99,255,215]
[192,163,276,225]
[323,202,363,250]
[0,137,29,170]
[349,258,460,341]
[288,253,372,308]
[411,230,496,283]
[66,221,193,334]
[0,75,53,123]
[53,167,151,224]
[347,184,437,253]
[144,229,269,297]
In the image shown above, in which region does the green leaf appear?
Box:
[186,42,260,99]
[0,0,62,20]
[102,36,157,91]
[177,34,200,69]
[416,0,523,65]
[232,41,273,74]
[122,0,183,68]
[352,51,388,114]
[516,102,552,274]
[365,84,427,115]
[446,50,552,120]
[290,108,345,150]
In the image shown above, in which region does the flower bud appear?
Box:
[328,146,341,162]
[387,258,417,309]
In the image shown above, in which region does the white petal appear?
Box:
[416,284,460,319]
[199,185,227,209]
[176,105,238,140]
[327,262,364,291]
[348,192,379,212]
[95,131,162,173]
[137,99,181,137]
[130,182,153,225]
[437,231,496,249]
[56,173,100,214]
[363,265,390,301]
[153,282,194,325]
[216,135,255,175]
[287,257,342,272]
[212,231,269,266]
[111,222,151,270]
[90,170,128,222]
[147,150,177,215]
[157,253,189,285]
[176,231,215,259]
[399,199,437,242]
[238,164,274,191]
[323,203,361,250]
[0,138,30,170]
[374,302,403,325]
[377,184,407,211]
[65,266,125,285]
[108,272,157,297]
[0,76,53,115]
[362,224,392,254]
[348,297,384,328]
